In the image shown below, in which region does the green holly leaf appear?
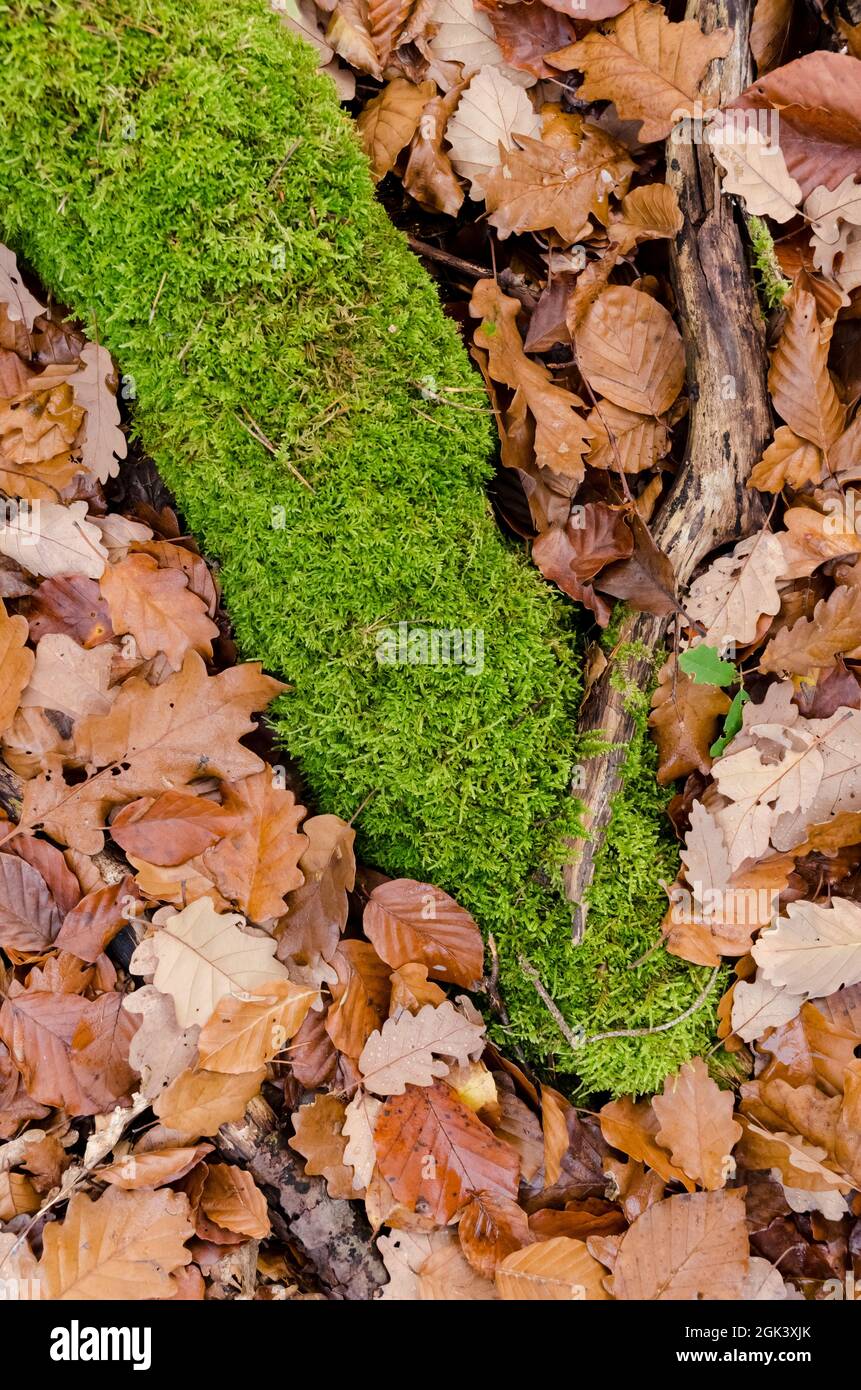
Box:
[678,644,737,687]
[710,688,750,758]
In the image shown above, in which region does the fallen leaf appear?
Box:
[154,1066,265,1135]
[446,65,540,198]
[748,426,823,492]
[576,285,684,415]
[496,1235,610,1299]
[288,1093,354,1199]
[752,897,861,999]
[760,585,861,675]
[649,659,731,784]
[459,1190,532,1279]
[200,1163,270,1239]
[708,120,801,221]
[768,286,845,450]
[685,531,785,647]
[202,773,307,922]
[609,181,683,252]
[364,877,484,987]
[20,633,113,720]
[100,552,217,670]
[357,79,436,180]
[611,1188,748,1299]
[37,1187,192,1300]
[0,500,108,580]
[358,999,485,1095]
[197,979,318,1073]
[652,1057,742,1189]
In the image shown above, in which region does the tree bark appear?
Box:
[218,1096,388,1301]
[564,0,772,940]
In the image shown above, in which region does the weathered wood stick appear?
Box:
[564,0,771,940]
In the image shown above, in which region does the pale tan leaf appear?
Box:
[496,1236,610,1300]
[684,530,785,647]
[0,500,108,580]
[197,979,318,1074]
[427,0,502,71]
[358,999,485,1095]
[612,1189,748,1299]
[20,633,113,720]
[343,1089,383,1192]
[67,343,127,485]
[708,121,801,221]
[753,897,861,999]
[37,1187,192,1300]
[445,65,540,199]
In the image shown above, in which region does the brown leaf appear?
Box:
[200,1163,270,1239]
[760,584,861,676]
[325,938,391,1058]
[485,133,633,244]
[0,598,33,737]
[748,425,824,492]
[403,86,465,217]
[358,79,436,180]
[67,343,127,485]
[26,574,113,648]
[37,1186,192,1299]
[470,279,591,481]
[731,52,861,198]
[652,1057,742,1189]
[612,1189,748,1299]
[202,773,307,922]
[288,1093,354,1199]
[375,1081,520,1222]
[0,850,62,952]
[100,551,217,671]
[496,1235,610,1299]
[609,182,683,253]
[768,286,845,450]
[648,658,730,785]
[600,1094,694,1190]
[99,1144,213,1190]
[197,979,318,1074]
[458,1190,532,1278]
[596,513,678,616]
[364,877,484,987]
[388,962,446,1014]
[549,1,733,143]
[154,1066,265,1135]
[484,1,578,78]
[326,0,383,78]
[576,284,684,415]
[358,999,484,1095]
[110,790,237,867]
[54,875,140,963]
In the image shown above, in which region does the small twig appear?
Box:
[407,235,492,282]
[519,952,721,1050]
[235,409,314,492]
[267,137,302,190]
[148,268,168,325]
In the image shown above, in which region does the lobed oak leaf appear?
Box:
[343,1089,383,1192]
[748,425,823,493]
[684,530,785,647]
[737,1112,849,1191]
[197,979,317,1074]
[0,598,33,736]
[496,1234,609,1300]
[358,999,485,1095]
[730,974,805,1043]
[599,1094,694,1189]
[611,1189,748,1299]
[201,772,306,922]
[752,897,861,1000]
[375,1080,520,1223]
[288,1093,354,1199]
[388,961,446,1014]
[649,658,730,785]
[99,552,217,671]
[0,500,109,580]
[652,1057,741,1190]
[38,1187,192,1300]
[20,633,113,720]
[576,284,684,416]
[66,342,126,485]
[364,877,484,987]
[485,133,633,245]
[25,574,113,648]
[548,1,733,144]
[608,181,683,253]
[760,584,861,676]
[133,896,290,1028]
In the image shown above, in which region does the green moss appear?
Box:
[747,215,791,310]
[0,0,716,1094]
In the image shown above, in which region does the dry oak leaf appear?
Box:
[707,120,801,222]
[748,426,823,493]
[471,278,591,480]
[768,286,845,450]
[154,1065,265,1135]
[22,653,283,854]
[0,598,33,736]
[377,1229,497,1301]
[736,1112,850,1191]
[123,986,200,1101]
[649,658,730,785]
[0,500,108,580]
[99,552,217,671]
[276,813,355,965]
[133,896,289,1028]
[109,790,237,867]
[197,979,317,1074]
[99,1144,213,1190]
[343,1089,383,1192]
[388,961,446,1014]
[652,1057,742,1190]
[496,1235,610,1300]
[26,574,113,648]
[730,974,805,1044]
[576,285,684,416]
[611,1188,748,1300]
[200,1163,270,1239]
[459,1191,532,1280]
[403,85,465,217]
[805,174,861,278]
[37,1187,192,1300]
[375,1080,520,1224]
[730,51,861,198]
[66,342,127,485]
[684,530,785,647]
[326,0,383,78]
[0,849,61,952]
[358,999,485,1095]
[744,1065,861,1186]
[0,244,45,330]
[445,65,540,199]
[778,499,861,581]
[20,633,113,721]
[485,133,634,245]
[752,897,861,1000]
[364,877,484,988]
[761,584,861,676]
[599,1094,694,1190]
[357,79,436,181]
[288,1093,354,1199]
[325,938,391,1058]
[202,773,306,922]
[608,181,683,253]
[548,1,733,144]
[0,981,137,1115]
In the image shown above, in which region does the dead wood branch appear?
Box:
[563,0,771,940]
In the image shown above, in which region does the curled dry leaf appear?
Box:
[760,584,861,675]
[357,79,436,181]
[768,286,846,450]
[648,659,730,785]
[403,85,465,217]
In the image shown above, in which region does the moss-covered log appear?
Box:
[0,0,718,1093]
